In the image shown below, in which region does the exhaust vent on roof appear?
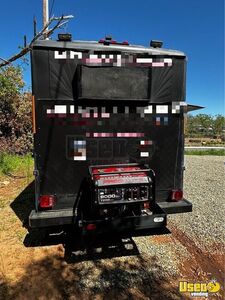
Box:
[58,33,72,42]
[150,40,163,48]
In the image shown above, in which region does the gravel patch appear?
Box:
[71,155,225,295]
[168,155,225,251]
[2,156,224,299]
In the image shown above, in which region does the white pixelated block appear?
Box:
[74,156,86,161]
[117,54,121,66]
[54,51,67,59]
[144,105,153,114]
[117,60,121,67]
[54,105,67,114]
[136,58,153,63]
[140,152,149,157]
[109,54,114,59]
[175,105,180,110]
[152,62,164,67]
[101,54,106,59]
[172,109,176,114]
[164,58,172,64]
[140,140,145,145]
[47,109,53,114]
[70,51,82,59]
[70,105,74,114]
[90,54,98,59]
[156,105,168,114]
[101,113,110,118]
[113,106,118,114]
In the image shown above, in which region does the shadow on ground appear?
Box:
[64,228,171,263]
[23,227,171,261]
[0,245,187,300]
[10,180,35,228]
[6,183,190,299]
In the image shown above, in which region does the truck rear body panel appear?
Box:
[29,39,194,230]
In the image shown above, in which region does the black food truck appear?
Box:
[29,35,200,234]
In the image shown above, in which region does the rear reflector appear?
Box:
[86,223,97,231]
[39,195,56,208]
[171,190,183,201]
[143,202,150,209]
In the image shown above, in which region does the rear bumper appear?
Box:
[83,209,167,234]
[29,207,167,229]
[29,209,74,228]
[29,199,192,228]
[158,199,192,214]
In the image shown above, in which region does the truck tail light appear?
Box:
[171,190,183,201]
[39,195,56,208]
[143,202,150,209]
[86,223,97,231]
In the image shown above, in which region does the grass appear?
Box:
[185,149,225,156]
[0,153,33,177]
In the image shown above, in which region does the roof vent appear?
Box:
[105,35,112,41]
[150,40,163,48]
[58,33,72,42]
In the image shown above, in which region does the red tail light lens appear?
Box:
[171,190,183,201]
[143,202,150,209]
[39,195,56,208]
[86,223,97,231]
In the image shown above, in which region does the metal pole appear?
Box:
[43,0,49,38]
[33,16,37,37]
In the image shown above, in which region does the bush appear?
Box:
[0,66,33,154]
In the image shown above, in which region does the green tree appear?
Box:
[0,66,32,154]
[213,115,225,138]
[186,114,199,136]
[190,114,213,137]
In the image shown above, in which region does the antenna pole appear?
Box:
[43,0,49,38]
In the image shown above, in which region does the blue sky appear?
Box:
[0,0,224,115]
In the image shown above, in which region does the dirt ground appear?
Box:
[0,159,224,300]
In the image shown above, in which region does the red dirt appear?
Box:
[0,175,224,300]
